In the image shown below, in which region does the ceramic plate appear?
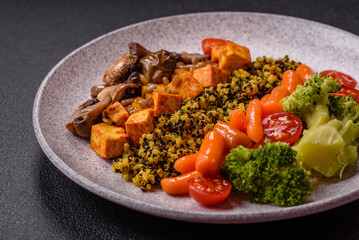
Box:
[33,12,359,223]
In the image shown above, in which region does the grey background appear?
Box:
[1,0,359,239]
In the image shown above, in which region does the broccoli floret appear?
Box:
[329,94,359,125]
[282,74,359,177]
[281,73,340,129]
[222,142,312,206]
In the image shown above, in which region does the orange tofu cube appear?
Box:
[216,41,251,72]
[125,108,155,146]
[211,45,226,62]
[90,123,129,159]
[193,64,229,87]
[152,92,182,117]
[168,71,204,99]
[102,102,129,127]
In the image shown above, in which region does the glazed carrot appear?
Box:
[246,99,264,143]
[296,64,314,84]
[214,122,253,149]
[160,170,201,195]
[174,153,199,174]
[195,130,226,176]
[261,86,290,117]
[260,94,270,104]
[265,85,290,103]
[228,109,247,133]
[261,101,284,118]
[281,70,302,94]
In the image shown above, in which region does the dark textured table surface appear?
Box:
[1,0,359,239]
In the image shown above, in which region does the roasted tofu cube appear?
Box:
[211,45,226,62]
[193,64,229,87]
[102,102,129,127]
[213,41,251,72]
[168,71,204,99]
[90,123,129,159]
[152,92,182,117]
[125,108,155,146]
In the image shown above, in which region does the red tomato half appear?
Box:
[201,38,226,55]
[334,87,359,104]
[320,70,357,89]
[188,175,232,206]
[262,112,303,145]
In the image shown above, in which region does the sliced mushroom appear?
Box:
[96,85,117,102]
[128,42,150,58]
[90,84,107,98]
[140,50,176,84]
[102,53,139,85]
[66,83,140,138]
[124,71,141,84]
[66,95,112,138]
[81,98,99,108]
[96,83,140,103]
[170,52,183,62]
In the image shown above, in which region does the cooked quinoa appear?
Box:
[112,55,301,191]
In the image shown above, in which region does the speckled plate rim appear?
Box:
[33,11,359,224]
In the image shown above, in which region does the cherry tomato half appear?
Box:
[201,38,226,55]
[262,112,303,145]
[334,87,359,104]
[320,70,357,89]
[188,175,232,206]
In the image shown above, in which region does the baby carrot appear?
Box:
[261,101,284,118]
[228,109,247,133]
[174,153,199,174]
[265,85,290,103]
[246,99,264,143]
[214,122,253,149]
[261,85,290,117]
[281,70,301,94]
[260,94,270,104]
[296,64,314,84]
[160,170,201,195]
[195,130,226,176]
